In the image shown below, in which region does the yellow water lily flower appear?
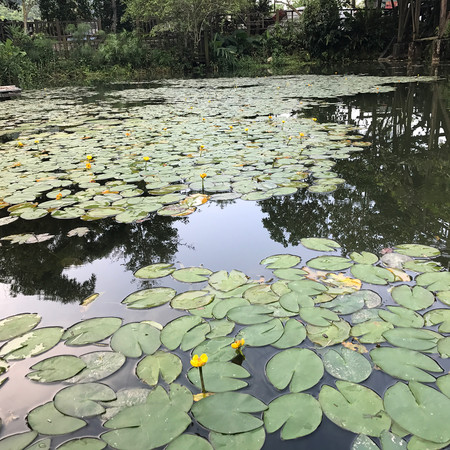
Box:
[312,117,318,121]
[143,156,150,161]
[17,141,24,147]
[86,155,93,160]
[190,354,208,367]
[56,193,63,200]
[200,173,207,179]
[231,338,245,349]
[34,140,39,144]
[299,132,305,137]
[85,162,92,169]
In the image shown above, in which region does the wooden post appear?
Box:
[411,0,420,41]
[439,0,448,38]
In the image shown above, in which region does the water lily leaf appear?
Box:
[208,270,248,292]
[437,337,450,358]
[102,384,192,449]
[212,297,249,319]
[381,252,413,269]
[379,430,407,450]
[260,254,301,269]
[101,388,151,421]
[416,272,450,292]
[423,309,450,333]
[382,327,442,351]
[403,260,442,273]
[351,320,394,343]
[288,279,328,296]
[279,291,314,312]
[188,361,250,392]
[319,381,391,437]
[20,208,48,220]
[407,436,450,450]
[0,313,41,341]
[65,351,126,383]
[27,355,86,383]
[306,256,353,271]
[136,351,182,386]
[351,434,379,450]
[0,431,38,450]
[272,268,307,280]
[437,291,450,306]
[263,393,322,439]
[378,306,424,328]
[351,309,382,324]
[324,289,380,314]
[110,322,160,357]
[0,327,63,360]
[394,244,440,258]
[209,427,265,450]
[171,267,212,283]
[299,307,340,326]
[266,348,323,392]
[350,264,395,285]
[166,434,213,450]
[226,304,273,325]
[369,347,443,382]
[436,374,450,397]
[1,233,34,244]
[191,392,267,434]
[160,316,203,350]
[350,252,379,265]
[238,319,284,347]
[134,263,175,279]
[193,337,236,362]
[180,322,210,351]
[272,318,306,349]
[54,382,116,418]
[27,402,86,435]
[63,317,122,346]
[301,237,341,252]
[206,319,235,339]
[391,285,434,311]
[57,437,106,449]
[171,291,214,310]
[322,346,372,383]
[384,381,450,444]
[244,285,279,305]
[115,209,148,223]
[122,287,176,309]
[307,319,351,347]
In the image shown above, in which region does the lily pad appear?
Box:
[306,256,353,271]
[122,287,176,309]
[416,272,450,292]
[301,237,341,252]
[208,270,248,292]
[160,316,203,350]
[260,254,301,269]
[394,244,440,258]
[319,381,391,437]
[136,351,182,386]
[350,320,394,343]
[350,251,379,265]
[378,306,424,328]
[322,346,372,383]
[0,313,41,341]
[238,319,284,347]
[306,319,351,347]
[227,304,273,325]
[170,291,214,310]
[209,427,265,450]
[110,322,161,357]
[57,438,106,450]
[391,285,435,310]
[27,355,86,383]
[171,267,212,283]
[382,327,442,351]
[272,318,306,349]
[0,431,38,449]
[134,263,175,279]
[350,264,395,285]
[63,318,122,346]
[166,434,213,450]
[266,348,323,392]
[263,393,322,439]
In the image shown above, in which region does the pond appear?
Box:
[0,67,449,450]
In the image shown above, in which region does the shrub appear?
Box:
[0,39,34,86]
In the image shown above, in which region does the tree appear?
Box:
[38,0,92,21]
[123,0,251,58]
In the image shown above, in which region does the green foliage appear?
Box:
[0,4,22,20]
[38,0,92,21]
[0,38,34,86]
[97,31,146,67]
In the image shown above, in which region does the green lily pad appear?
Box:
[288,279,328,296]
[206,319,235,339]
[134,263,175,279]
[369,347,443,382]
[160,316,203,350]
[279,291,314,312]
[378,306,424,328]
[171,267,213,283]
[322,346,372,383]
[403,260,442,273]
[319,381,391,437]
[349,251,379,265]
[238,319,284,347]
[27,355,86,383]
[0,313,41,341]
[243,285,279,305]
[437,337,450,358]
[209,427,265,450]
[54,382,116,418]
[101,388,151,421]
[423,309,450,332]
[382,327,443,351]
[437,291,450,306]
[394,244,440,258]
[407,436,450,450]
[102,384,192,449]
[227,304,273,325]
[272,318,306,349]
[0,327,63,360]
[122,287,176,309]
[384,381,450,444]
[272,268,307,280]
[208,270,248,292]
[306,256,353,271]
[170,291,214,310]
[416,272,450,292]
[136,351,182,386]
[351,434,379,450]
[379,431,407,450]
[350,264,395,285]
[166,434,213,450]
[65,351,126,383]
[192,337,236,363]
[299,307,340,326]
[266,348,323,392]
[260,254,301,269]
[63,317,122,346]
[188,361,250,392]
[350,320,394,343]
[263,393,322,440]
[212,297,250,319]
[301,237,341,252]
[306,319,351,347]
[110,322,161,357]
[391,285,435,310]
[191,392,267,434]
[57,438,106,450]
[27,402,86,435]
[0,431,38,450]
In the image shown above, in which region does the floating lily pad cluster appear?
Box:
[0,75,435,225]
[0,239,449,449]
